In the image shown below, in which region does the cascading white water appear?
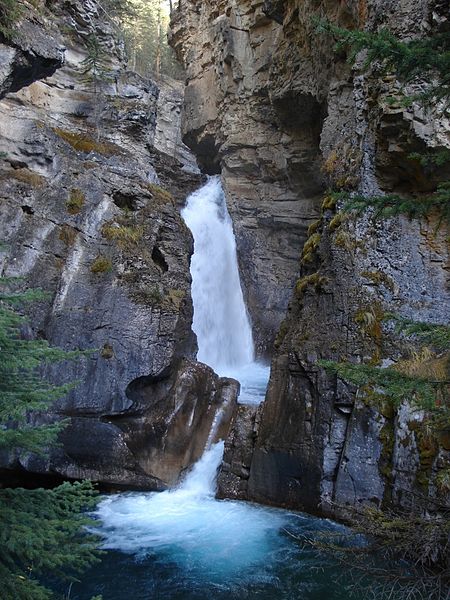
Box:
[95,442,286,576]
[181,177,254,372]
[182,177,269,404]
[86,181,354,600]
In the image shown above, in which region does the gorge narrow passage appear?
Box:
[72,180,358,600]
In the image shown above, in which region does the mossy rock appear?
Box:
[295,272,328,296]
[361,270,395,292]
[101,343,114,359]
[328,213,343,232]
[0,168,46,188]
[301,232,321,264]
[307,219,321,237]
[53,127,123,156]
[274,319,289,349]
[354,303,384,343]
[146,183,174,205]
[102,221,144,250]
[321,195,336,212]
[59,224,78,246]
[90,255,113,274]
[66,188,85,215]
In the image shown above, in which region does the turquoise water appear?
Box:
[70,516,355,600]
[69,444,360,600]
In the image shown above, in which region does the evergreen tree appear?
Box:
[119,0,184,79]
[315,20,450,110]
[316,21,450,222]
[0,281,100,599]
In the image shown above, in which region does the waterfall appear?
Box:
[181,177,270,404]
[89,180,349,594]
[95,440,286,576]
[181,177,254,374]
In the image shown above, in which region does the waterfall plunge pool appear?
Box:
[69,180,361,599]
[70,444,361,600]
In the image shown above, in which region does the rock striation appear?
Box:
[171,0,450,517]
[0,0,237,488]
[170,0,323,355]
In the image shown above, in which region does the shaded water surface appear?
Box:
[71,445,358,600]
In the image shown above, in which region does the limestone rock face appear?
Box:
[0,0,234,489]
[172,0,449,516]
[0,3,64,99]
[216,404,261,500]
[8,360,238,489]
[170,0,323,355]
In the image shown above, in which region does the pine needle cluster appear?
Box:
[319,320,449,415]
[332,183,450,224]
[315,19,450,110]
[0,280,101,599]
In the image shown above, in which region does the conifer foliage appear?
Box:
[0,281,100,599]
[317,19,450,222]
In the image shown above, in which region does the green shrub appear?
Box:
[66,188,85,214]
[90,255,112,274]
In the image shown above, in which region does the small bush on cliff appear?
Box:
[320,318,449,412]
[90,254,113,274]
[0,279,100,598]
[0,0,22,39]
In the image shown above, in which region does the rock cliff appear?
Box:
[0,0,237,489]
[171,0,449,517]
[170,0,323,355]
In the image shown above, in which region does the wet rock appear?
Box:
[217,404,261,500]
[7,360,238,489]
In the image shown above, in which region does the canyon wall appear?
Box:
[171,0,450,516]
[171,0,323,355]
[0,0,238,490]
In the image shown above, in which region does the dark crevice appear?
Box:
[152,245,169,272]
[112,191,138,211]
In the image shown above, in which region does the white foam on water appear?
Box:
[94,443,286,578]
[181,177,270,405]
